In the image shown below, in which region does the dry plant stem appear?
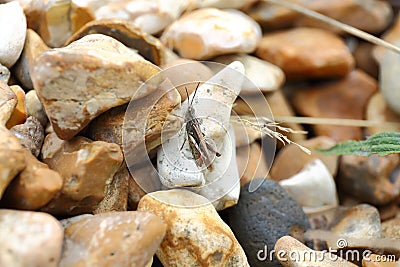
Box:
[274,116,400,128]
[231,115,311,154]
[263,0,400,56]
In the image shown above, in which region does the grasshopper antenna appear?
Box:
[189,82,200,107]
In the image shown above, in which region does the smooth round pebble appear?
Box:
[0,2,26,68]
[162,8,261,60]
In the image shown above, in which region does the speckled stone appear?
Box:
[10,116,44,157]
[328,204,383,249]
[338,154,399,205]
[0,209,63,267]
[60,211,166,267]
[226,178,311,266]
[138,189,249,266]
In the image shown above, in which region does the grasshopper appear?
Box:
[181,82,221,170]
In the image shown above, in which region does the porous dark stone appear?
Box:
[226,178,310,267]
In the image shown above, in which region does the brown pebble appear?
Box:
[291,70,378,141]
[256,27,354,79]
[338,154,399,205]
[40,133,123,216]
[2,149,62,210]
[94,163,129,214]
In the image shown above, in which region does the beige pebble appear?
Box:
[162,8,261,60]
[0,209,63,267]
[327,204,383,249]
[0,82,26,199]
[60,211,165,267]
[40,133,123,216]
[256,27,354,79]
[25,90,48,126]
[31,34,160,140]
[138,189,249,266]
[0,2,26,68]
[17,0,70,47]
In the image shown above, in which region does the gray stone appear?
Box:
[227,178,311,266]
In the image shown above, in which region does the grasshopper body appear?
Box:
[182,83,221,170]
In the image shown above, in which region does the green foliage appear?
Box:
[317,132,400,156]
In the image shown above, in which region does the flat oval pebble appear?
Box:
[138,189,249,266]
[0,209,63,267]
[256,27,354,79]
[60,211,166,267]
[226,178,310,266]
[0,2,26,68]
[161,8,261,60]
